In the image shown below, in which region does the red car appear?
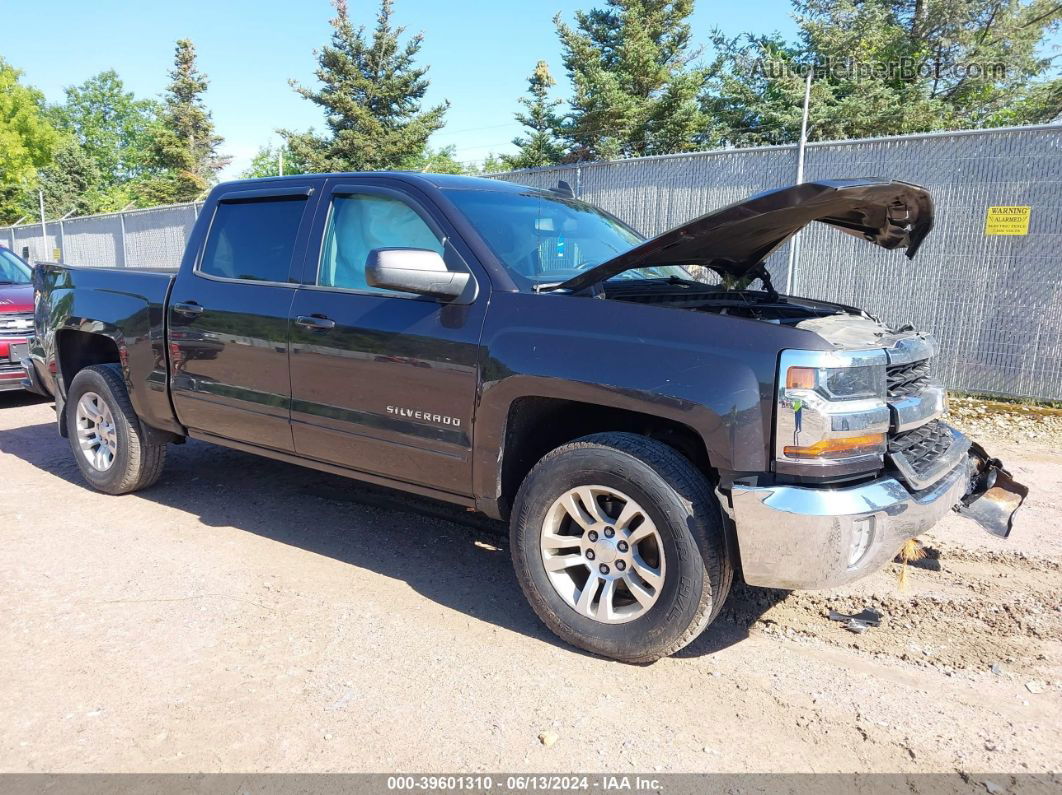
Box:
[0,247,34,393]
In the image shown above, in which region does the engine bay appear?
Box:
[602,279,864,327]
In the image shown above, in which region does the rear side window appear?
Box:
[199,196,307,282]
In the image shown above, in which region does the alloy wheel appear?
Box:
[75,391,118,471]
[540,485,666,624]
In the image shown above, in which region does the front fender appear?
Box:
[472,291,825,505]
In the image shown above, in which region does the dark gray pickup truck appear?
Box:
[25,173,1026,662]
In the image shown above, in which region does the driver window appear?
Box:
[319,193,445,291]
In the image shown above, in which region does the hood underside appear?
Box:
[554,178,934,293]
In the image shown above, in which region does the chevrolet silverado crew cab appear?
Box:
[26,174,1027,663]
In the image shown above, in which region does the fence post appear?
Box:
[9,216,26,255]
[58,210,74,264]
[575,166,583,199]
[784,69,813,296]
[118,210,128,268]
[38,191,48,263]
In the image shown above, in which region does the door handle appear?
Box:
[173,301,204,317]
[295,314,336,331]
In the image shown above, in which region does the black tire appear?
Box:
[510,432,732,663]
[65,364,167,495]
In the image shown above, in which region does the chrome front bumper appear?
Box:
[727,451,973,590]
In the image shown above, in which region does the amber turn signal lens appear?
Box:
[786,366,817,390]
[783,433,886,460]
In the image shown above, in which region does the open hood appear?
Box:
[553,178,934,293]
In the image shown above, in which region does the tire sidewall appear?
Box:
[66,367,136,493]
[513,447,710,660]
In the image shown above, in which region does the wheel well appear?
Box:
[499,397,713,518]
[56,330,121,392]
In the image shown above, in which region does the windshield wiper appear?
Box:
[532,282,564,293]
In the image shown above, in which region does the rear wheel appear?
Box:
[66,364,166,494]
[510,432,732,663]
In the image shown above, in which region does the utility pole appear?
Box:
[278,146,284,177]
[785,68,813,296]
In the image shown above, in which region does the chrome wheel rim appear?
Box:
[75,392,118,471]
[540,485,666,624]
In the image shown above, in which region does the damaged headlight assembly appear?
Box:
[775,348,890,476]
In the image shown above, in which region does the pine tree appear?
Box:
[139,39,227,204]
[285,0,449,172]
[555,0,709,160]
[705,0,1062,145]
[503,61,565,170]
[27,136,105,219]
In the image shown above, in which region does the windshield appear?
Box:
[442,188,690,290]
[0,248,31,284]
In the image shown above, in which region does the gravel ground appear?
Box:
[946,395,1062,446]
[0,392,1059,775]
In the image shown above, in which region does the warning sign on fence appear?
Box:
[984,206,1031,236]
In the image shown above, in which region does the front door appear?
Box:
[288,181,487,495]
[168,185,317,452]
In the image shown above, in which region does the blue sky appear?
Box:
[3,0,803,176]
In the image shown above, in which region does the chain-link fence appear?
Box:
[491,124,1062,401]
[1,201,202,270]
[1,124,1058,399]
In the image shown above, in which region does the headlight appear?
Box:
[776,349,890,474]
[786,363,885,401]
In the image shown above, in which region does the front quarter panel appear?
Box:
[473,291,831,502]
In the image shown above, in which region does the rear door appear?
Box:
[168,184,317,452]
[287,179,488,495]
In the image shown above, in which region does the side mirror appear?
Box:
[365,248,471,302]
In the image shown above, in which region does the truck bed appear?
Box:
[31,261,179,434]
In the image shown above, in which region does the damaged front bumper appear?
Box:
[956,442,1028,539]
[725,428,1027,590]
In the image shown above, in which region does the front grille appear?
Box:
[0,312,33,338]
[888,420,953,481]
[886,358,931,400]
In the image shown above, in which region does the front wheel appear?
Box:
[510,432,732,663]
[66,364,167,495]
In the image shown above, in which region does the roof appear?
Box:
[218,171,543,194]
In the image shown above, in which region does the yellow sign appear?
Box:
[985,206,1031,236]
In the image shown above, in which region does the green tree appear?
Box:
[285,0,449,172]
[400,145,467,174]
[555,0,709,160]
[706,0,1062,145]
[503,61,565,170]
[54,70,157,189]
[27,136,105,218]
[241,141,308,178]
[138,39,228,204]
[0,58,60,223]
[476,153,507,174]
[702,33,814,146]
